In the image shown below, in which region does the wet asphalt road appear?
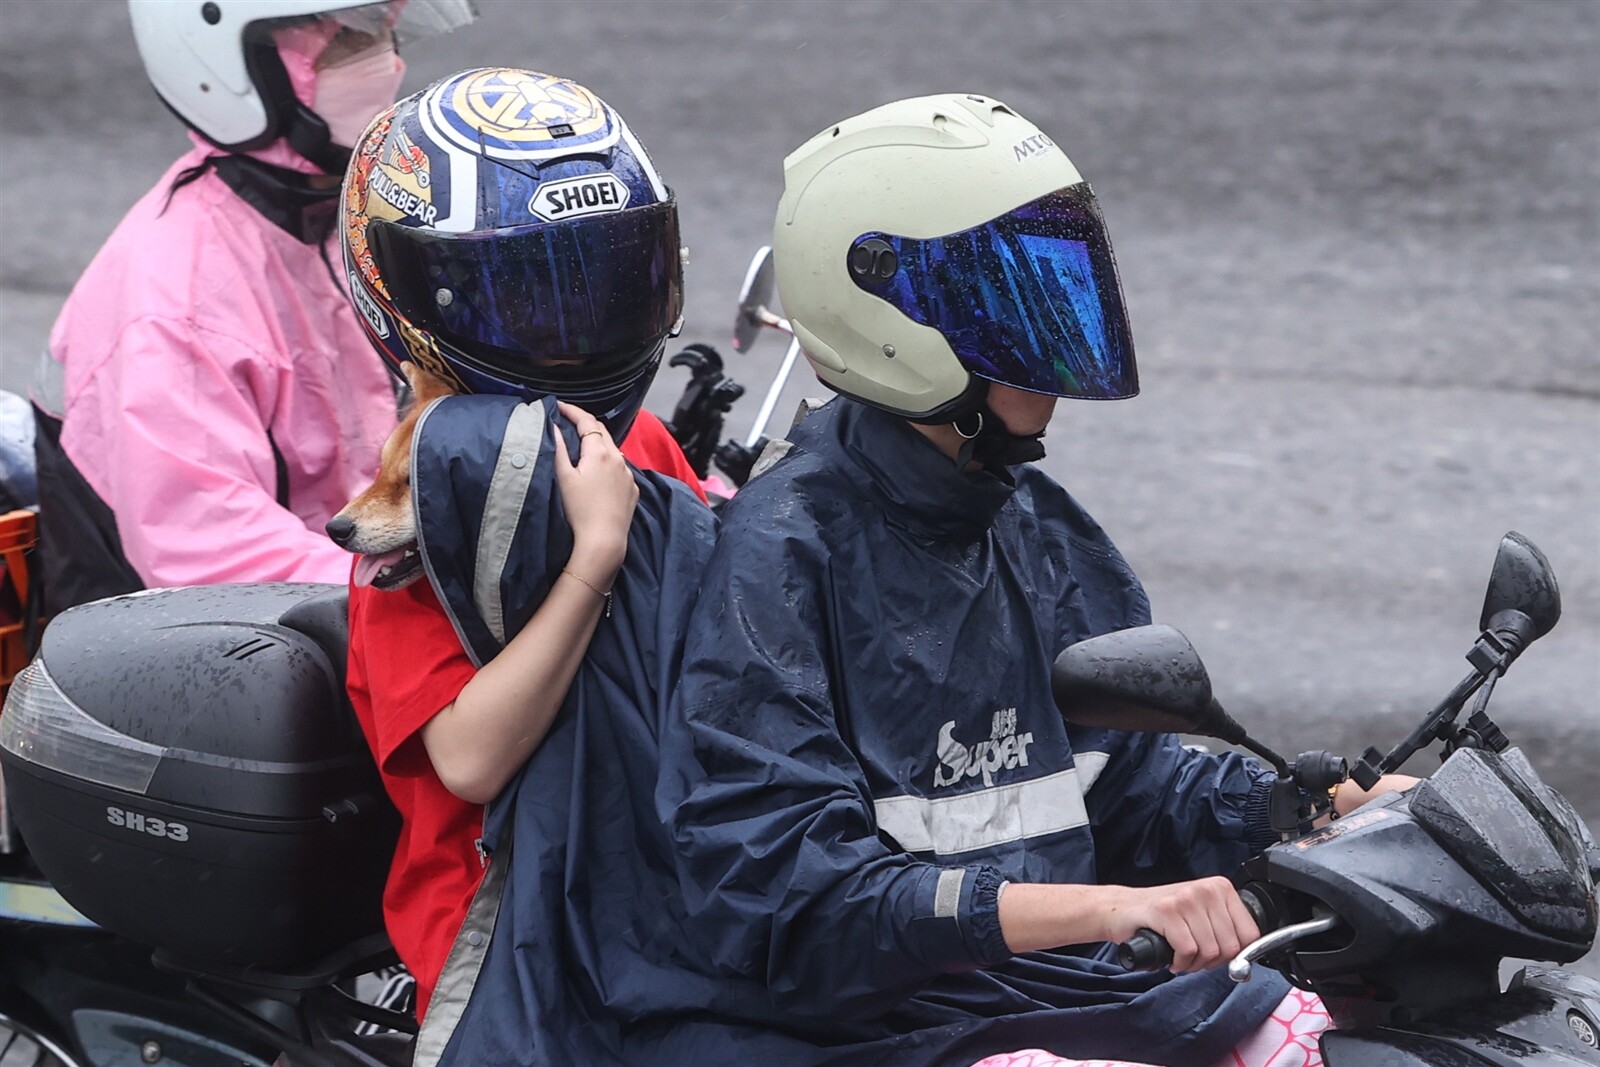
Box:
[2,0,1597,978]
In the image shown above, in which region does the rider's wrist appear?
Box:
[568,537,626,579]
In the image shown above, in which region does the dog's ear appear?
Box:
[404,360,458,404]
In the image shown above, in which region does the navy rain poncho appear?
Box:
[426,395,1286,1067]
[655,398,1288,1066]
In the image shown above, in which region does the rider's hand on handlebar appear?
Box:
[998,880,1259,971]
[1103,877,1261,974]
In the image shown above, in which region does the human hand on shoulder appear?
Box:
[553,402,637,582]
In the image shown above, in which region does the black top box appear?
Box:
[0,583,399,968]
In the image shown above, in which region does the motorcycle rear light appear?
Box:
[0,660,163,794]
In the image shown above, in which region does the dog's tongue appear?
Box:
[354,548,412,588]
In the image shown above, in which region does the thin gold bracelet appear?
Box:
[562,568,613,617]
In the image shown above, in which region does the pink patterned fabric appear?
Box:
[966,988,1330,1067]
[1207,988,1329,1067]
[967,1054,1148,1067]
[966,1054,1160,1067]
[275,21,342,106]
[252,21,344,175]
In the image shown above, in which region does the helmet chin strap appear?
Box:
[947,384,1047,471]
[237,36,353,176]
[285,104,352,176]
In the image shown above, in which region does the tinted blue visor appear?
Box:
[368,201,683,396]
[850,184,1137,401]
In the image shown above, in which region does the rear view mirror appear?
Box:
[1479,532,1560,642]
[733,246,779,353]
[1051,625,1249,746]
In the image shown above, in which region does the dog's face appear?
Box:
[331,362,457,591]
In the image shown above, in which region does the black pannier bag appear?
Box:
[0,583,398,968]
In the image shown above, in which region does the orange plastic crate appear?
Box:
[0,508,38,691]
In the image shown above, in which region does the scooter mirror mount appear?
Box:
[1351,532,1562,790]
[663,245,806,489]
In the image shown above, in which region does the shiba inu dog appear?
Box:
[325,361,456,590]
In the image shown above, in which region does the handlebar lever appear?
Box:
[1227,914,1340,983]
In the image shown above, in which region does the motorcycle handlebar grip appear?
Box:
[1116,888,1272,971]
[1117,928,1174,971]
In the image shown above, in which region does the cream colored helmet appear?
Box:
[773,93,1138,421]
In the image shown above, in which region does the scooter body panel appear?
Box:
[0,917,276,1067]
[1234,748,1596,1023]
[1319,967,1600,1066]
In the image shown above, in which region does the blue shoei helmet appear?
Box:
[341,67,684,439]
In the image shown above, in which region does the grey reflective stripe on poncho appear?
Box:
[402,394,717,1066]
[413,831,507,1066]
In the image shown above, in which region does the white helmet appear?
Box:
[773,93,1138,422]
[127,0,476,170]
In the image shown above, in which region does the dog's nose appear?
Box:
[325,514,355,547]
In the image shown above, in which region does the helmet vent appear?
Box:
[831,127,841,138]
[992,105,1016,118]
[932,113,950,131]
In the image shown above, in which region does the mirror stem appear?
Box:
[744,337,803,447]
[1240,736,1290,776]
[1351,616,1529,788]
[1351,666,1485,787]
[1203,697,1289,773]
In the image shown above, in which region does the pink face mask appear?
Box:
[313,48,407,149]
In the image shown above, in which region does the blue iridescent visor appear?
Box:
[850,183,1137,401]
[368,200,683,393]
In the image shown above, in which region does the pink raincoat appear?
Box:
[38,24,395,589]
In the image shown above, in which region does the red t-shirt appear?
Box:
[347,409,705,1018]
